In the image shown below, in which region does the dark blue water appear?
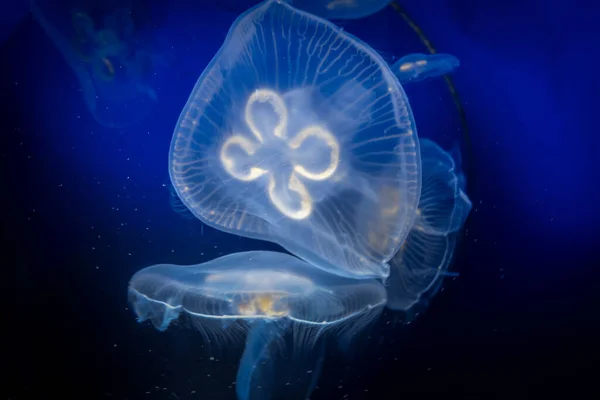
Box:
[2,0,598,399]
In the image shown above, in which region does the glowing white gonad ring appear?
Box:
[220,88,340,220]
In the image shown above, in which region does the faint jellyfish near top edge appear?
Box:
[170,0,420,279]
[385,138,472,315]
[209,0,393,19]
[293,0,393,20]
[128,250,386,400]
[30,0,165,128]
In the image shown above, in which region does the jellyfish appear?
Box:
[210,0,393,19]
[128,250,386,400]
[385,139,472,313]
[292,0,393,20]
[170,0,421,279]
[390,53,460,85]
[30,0,160,128]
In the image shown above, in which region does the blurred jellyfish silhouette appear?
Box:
[30,0,165,128]
[129,251,386,400]
[391,53,460,84]
[170,0,420,280]
[293,0,393,19]
[385,139,472,316]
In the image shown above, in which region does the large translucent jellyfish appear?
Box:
[385,139,472,313]
[170,0,420,279]
[129,250,386,400]
[293,0,393,20]
[30,0,162,128]
[391,53,460,85]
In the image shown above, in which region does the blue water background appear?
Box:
[2,0,598,398]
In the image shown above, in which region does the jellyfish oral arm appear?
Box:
[236,320,325,400]
[236,321,280,400]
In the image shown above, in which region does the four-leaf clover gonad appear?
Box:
[220,89,340,220]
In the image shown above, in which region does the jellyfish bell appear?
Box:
[128,250,386,400]
[383,139,472,315]
[128,251,386,340]
[386,231,460,319]
[170,0,420,279]
[415,139,472,236]
[391,53,460,85]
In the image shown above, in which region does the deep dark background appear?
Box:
[2,0,599,399]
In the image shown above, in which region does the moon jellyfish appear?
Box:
[293,0,393,20]
[30,0,161,128]
[385,139,472,313]
[391,53,460,85]
[170,0,420,279]
[128,251,386,400]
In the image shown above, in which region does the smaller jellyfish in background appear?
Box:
[30,0,165,128]
[128,250,386,400]
[385,139,472,317]
[170,0,421,280]
[293,0,393,20]
[391,53,460,85]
